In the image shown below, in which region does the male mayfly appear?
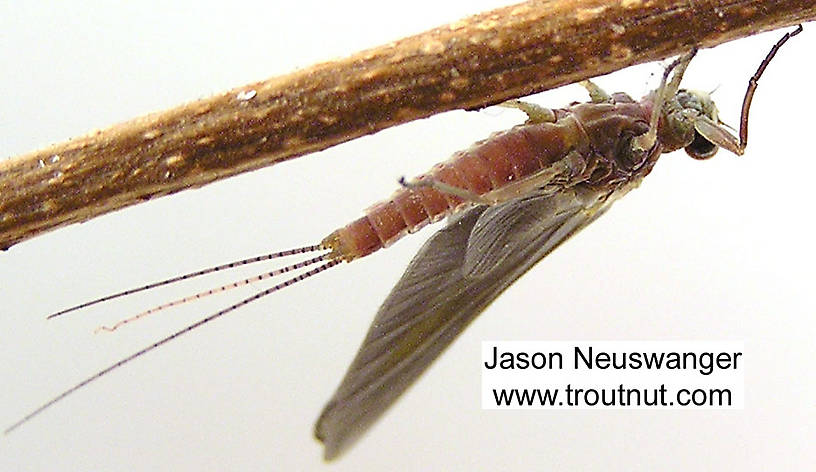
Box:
[5,26,802,460]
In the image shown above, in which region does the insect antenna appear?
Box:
[4,256,341,435]
[46,244,326,320]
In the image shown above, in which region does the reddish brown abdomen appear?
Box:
[323,121,580,261]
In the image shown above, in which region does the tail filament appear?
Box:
[47,245,324,320]
[5,245,340,434]
[95,253,329,333]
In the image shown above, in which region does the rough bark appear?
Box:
[1,0,813,249]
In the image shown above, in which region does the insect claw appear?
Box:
[497,99,556,123]
[579,80,612,103]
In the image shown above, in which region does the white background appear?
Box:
[1,1,814,470]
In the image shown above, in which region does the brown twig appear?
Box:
[0,0,813,250]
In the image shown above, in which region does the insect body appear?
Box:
[5,26,802,461]
[322,93,652,263]
[315,51,728,459]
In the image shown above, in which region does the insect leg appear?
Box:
[632,48,698,152]
[497,99,557,123]
[398,176,495,205]
[685,25,802,157]
[736,25,803,153]
[579,80,612,103]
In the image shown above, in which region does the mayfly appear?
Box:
[4,26,802,460]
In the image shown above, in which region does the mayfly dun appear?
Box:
[2,20,809,468]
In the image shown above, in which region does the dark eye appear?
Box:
[684,131,718,160]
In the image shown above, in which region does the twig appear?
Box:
[0,0,813,250]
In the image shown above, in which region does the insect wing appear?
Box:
[315,185,614,459]
[464,188,573,277]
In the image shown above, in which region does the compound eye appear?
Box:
[684,130,718,159]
